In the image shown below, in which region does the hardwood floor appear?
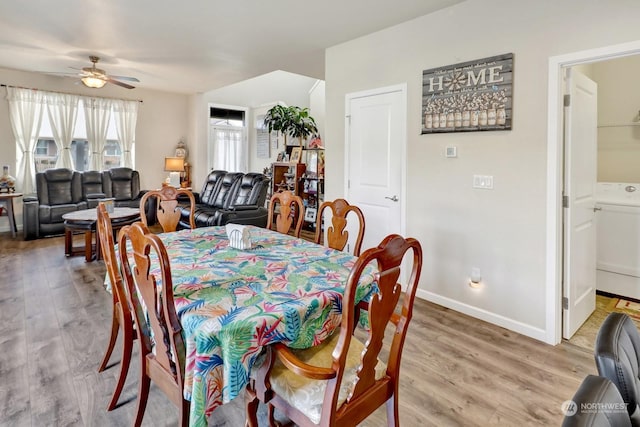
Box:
[0,232,596,426]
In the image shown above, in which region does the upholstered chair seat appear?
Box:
[264,332,386,424]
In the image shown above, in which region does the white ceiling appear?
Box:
[0,0,462,94]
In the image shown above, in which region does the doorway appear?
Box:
[345,84,407,252]
[547,40,640,345]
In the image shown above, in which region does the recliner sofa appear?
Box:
[179,170,269,228]
[23,167,154,240]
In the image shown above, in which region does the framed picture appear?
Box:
[421,53,513,134]
[304,207,317,223]
[306,150,318,177]
[290,147,303,163]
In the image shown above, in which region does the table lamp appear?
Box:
[164,157,185,187]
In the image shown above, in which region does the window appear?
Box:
[208,105,248,172]
[35,100,121,172]
[103,140,122,169]
[34,139,58,172]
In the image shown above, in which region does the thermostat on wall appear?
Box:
[445,146,457,158]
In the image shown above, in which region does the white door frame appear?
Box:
[344,83,408,241]
[546,40,640,345]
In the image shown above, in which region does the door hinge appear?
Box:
[562,297,568,310]
[348,179,350,189]
[562,195,569,208]
[564,94,571,107]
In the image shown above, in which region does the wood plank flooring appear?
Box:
[0,232,597,426]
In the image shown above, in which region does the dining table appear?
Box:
[115,225,376,427]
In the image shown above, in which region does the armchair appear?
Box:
[23,168,87,240]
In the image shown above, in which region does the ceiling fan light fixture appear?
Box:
[81,76,106,88]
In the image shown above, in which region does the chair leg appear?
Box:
[133,365,151,427]
[268,403,278,427]
[107,309,134,411]
[244,385,259,427]
[385,393,399,427]
[98,300,120,373]
[179,398,190,427]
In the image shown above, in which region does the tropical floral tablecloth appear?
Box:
[146,226,375,426]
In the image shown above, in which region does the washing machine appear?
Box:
[596,182,640,299]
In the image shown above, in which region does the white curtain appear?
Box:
[84,97,112,170]
[45,93,79,169]
[211,126,246,172]
[7,87,44,194]
[113,99,138,168]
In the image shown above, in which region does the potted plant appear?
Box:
[263,105,318,147]
[263,104,294,146]
[287,106,318,146]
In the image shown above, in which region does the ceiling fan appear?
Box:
[73,56,139,89]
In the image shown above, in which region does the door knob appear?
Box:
[593,206,602,212]
[385,195,399,202]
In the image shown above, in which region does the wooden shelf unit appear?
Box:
[271,162,306,196]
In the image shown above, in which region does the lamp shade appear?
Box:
[164,157,185,172]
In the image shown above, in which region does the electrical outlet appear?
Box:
[473,175,494,189]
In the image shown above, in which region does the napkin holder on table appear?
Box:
[226,224,252,250]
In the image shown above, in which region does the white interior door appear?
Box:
[562,68,598,339]
[345,86,405,253]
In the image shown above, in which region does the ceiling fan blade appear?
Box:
[107,77,135,89]
[109,75,139,82]
[45,72,80,77]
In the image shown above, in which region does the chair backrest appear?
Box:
[314,198,365,256]
[226,173,269,208]
[96,203,132,325]
[562,375,632,427]
[322,234,422,425]
[208,172,243,209]
[266,190,305,238]
[103,167,141,201]
[81,170,104,199]
[118,222,188,422]
[595,312,640,425]
[36,168,83,206]
[140,186,196,232]
[198,170,227,204]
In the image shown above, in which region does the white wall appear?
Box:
[591,56,640,182]
[0,67,189,230]
[324,0,640,341]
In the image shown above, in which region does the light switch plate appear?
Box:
[445,146,457,158]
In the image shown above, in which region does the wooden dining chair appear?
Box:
[266,190,305,238]
[245,234,423,427]
[96,203,137,411]
[314,198,365,256]
[140,186,196,232]
[118,222,189,426]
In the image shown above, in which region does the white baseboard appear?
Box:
[416,288,549,343]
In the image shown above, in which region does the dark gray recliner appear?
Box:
[81,170,106,208]
[23,167,154,240]
[179,170,268,228]
[23,168,88,240]
[102,167,154,224]
[595,312,640,426]
[562,374,631,427]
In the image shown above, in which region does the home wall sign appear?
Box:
[421,53,513,134]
